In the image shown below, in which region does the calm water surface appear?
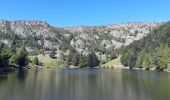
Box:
[0,69,170,100]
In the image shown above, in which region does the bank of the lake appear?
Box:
[1,53,170,75]
[0,67,15,74]
[100,56,170,72]
[29,55,63,68]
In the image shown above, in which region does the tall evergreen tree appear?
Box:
[142,53,151,69]
[71,54,79,66]
[79,54,87,68]
[87,52,100,68]
[16,46,29,67]
[49,49,55,58]
[136,50,145,68]
[0,50,11,67]
[33,57,39,65]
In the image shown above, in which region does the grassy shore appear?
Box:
[100,56,126,69]
[29,55,63,68]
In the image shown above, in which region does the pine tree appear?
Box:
[9,54,18,67]
[136,50,145,68]
[87,53,93,68]
[71,54,79,66]
[33,57,39,65]
[155,44,170,69]
[16,46,29,68]
[142,53,151,69]
[66,51,74,65]
[121,47,130,66]
[0,50,11,67]
[49,49,55,58]
[79,54,87,68]
[87,52,100,68]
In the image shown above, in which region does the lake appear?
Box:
[0,69,170,100]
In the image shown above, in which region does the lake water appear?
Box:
[0,69,170,100]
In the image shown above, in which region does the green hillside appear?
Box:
[121,22,170,71]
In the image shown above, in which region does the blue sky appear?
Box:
[0,0,170,27]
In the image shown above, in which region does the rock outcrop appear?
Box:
[0,20,161,55]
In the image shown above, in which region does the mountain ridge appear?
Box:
[0,19,161,58]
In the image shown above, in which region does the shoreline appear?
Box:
[99,66,170,72]
[1,66,170,75]
[0,67,16,74]
[67,65,170,73]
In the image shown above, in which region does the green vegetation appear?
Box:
[79,54,87,68]
[16,46,29,67]
[0,31,41,49]
[121,22,170,70]
[65,48,100,68]
[0,46,29,69]
[33,57,40,65]
[86,52,100,68]
[0,49,11,67]
[101,56,123,68]
[29,55,62,68]
[2,21,170,71]
[49,49,56,58]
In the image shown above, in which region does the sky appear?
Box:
[0,0,170,27]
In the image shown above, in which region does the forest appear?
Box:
[121,22,170,70]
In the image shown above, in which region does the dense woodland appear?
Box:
[0,45,29,69]
[121,22,170,70]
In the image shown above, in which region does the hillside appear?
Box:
[101,56,124,69]
[0,20,160,58]
[121,22,170,71]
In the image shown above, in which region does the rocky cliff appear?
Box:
[65,22,160,53]
[0,20,161,56]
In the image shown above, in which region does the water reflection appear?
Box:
[0,69,170,100]
[17,69,28,81]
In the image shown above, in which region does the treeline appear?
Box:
[121,22,170,70]
[62,48,100,68]
[0,46,29,68]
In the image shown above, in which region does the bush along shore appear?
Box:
[131,67,170,72]
[0,67,16,74]
[0,45,29,74]
[99,65,170,72]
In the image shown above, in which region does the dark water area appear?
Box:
[0,69,170,100]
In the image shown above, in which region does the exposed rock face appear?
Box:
[10,20,49,36]
[0,20,161,55]
[65,22,160,51]
[0,20,69,51]
[0,20,52,36]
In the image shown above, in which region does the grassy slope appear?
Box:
[29,55,63,68]
[29,55,125,69]
[101,56,124,69]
